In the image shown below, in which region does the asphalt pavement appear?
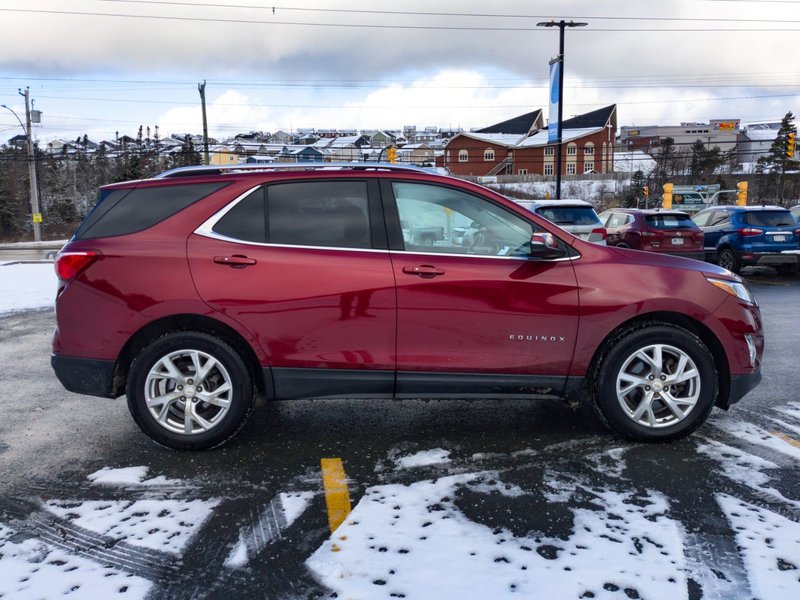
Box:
[0,270,798,599]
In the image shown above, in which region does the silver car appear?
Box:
[513,198,607,245]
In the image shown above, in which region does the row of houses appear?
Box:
[5,104,788,175]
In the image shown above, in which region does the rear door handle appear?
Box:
[214,255,257,267]
[402,265,445,278]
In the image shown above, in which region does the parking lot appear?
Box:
[0,270,799,599]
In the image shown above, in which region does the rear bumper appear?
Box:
[51,354,119,399]
[742,252,799,267]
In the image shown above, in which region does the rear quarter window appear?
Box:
[75,182,229,240]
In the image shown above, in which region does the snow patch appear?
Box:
[0,263,56,315]
[307,472,686,600]
[717,494,800,599]
[395,448,452,469]
[87,466,182,487]
[46,498,218,554]
[280,491,314,526]
[0,523,152,599]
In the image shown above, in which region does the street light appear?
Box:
[1,87,42,241]
[537,20,587,199]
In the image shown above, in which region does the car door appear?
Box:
[698,210,732,260]
[382,179,580,397]
[187,178,397,399]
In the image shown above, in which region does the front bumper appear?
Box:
[51,354,119,399]
[719,369,763,409]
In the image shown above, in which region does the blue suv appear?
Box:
[691,205,800,275]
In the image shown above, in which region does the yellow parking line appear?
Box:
[771,431,800,449]
[321,457,352,533]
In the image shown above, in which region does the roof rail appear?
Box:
[155,162,437,179]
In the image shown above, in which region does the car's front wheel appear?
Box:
[593,324,717,441]
[126,332,254,450]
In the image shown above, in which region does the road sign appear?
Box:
[671,185,721,211]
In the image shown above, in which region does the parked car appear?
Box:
[512,199,607,245]
[691,205,800,275]
[599,208,704,261]
[52,163,763,449]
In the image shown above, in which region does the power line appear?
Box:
[87,0,800,25]
[2,8,800,31]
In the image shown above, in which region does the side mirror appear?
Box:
[529,232,564,259]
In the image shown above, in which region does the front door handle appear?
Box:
[402,265,445,278]
[214,255,257,268]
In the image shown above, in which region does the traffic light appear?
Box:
[736,181,748,206]
[643,185,649,198]
[787,131,796,159]
[387,147,397,163]
[662,183,673,209]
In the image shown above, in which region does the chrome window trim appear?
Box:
[194,184,578,261]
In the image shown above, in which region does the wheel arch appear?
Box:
[112,314,269,399]
[586,311,730,409]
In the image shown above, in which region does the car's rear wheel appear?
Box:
[717,247,740,273]
[126,332,254,450]
[593,324,717,441]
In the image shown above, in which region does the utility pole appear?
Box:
[198,80,210,165]
[6,88,43,241]
[537,20,587,199]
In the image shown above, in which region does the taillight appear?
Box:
[55,251,98,282]
[737,227,763,237]
[590,227,607,240]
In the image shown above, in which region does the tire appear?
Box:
[592,324,717,442]
[717,247,740,273]
[126,332,255,450]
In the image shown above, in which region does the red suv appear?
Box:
[600,208,704,261]
[52,164,763,449]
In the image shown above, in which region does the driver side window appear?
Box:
[392,182,535,257]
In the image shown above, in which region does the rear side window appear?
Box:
[536,207,600,226]
[741,211,795,227]
[76,182,228,240]
[267,181,371,249]
[645,214,696,229]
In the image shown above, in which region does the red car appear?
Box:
[52,164,763,449]
[600,208,704,261]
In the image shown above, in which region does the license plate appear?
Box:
[671,237,685,245]
[773,235,787,242]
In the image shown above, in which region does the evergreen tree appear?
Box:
[755,111,799,202]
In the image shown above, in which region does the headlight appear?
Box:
[706,277,756,305]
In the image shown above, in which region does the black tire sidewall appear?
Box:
[126,332,254,450]
[594,325,717,441]
[718,248,740,273]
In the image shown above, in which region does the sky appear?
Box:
[1,0,799,145]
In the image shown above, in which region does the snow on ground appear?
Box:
[394,448,452,469]
[0,263,56,315]
[0,523,152,600]
[490,180,622,206]
[307,469,687,600]
[717,494,800,600]
[87,466,182,487]
[45,498,219,555]
[712,419,800,461]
